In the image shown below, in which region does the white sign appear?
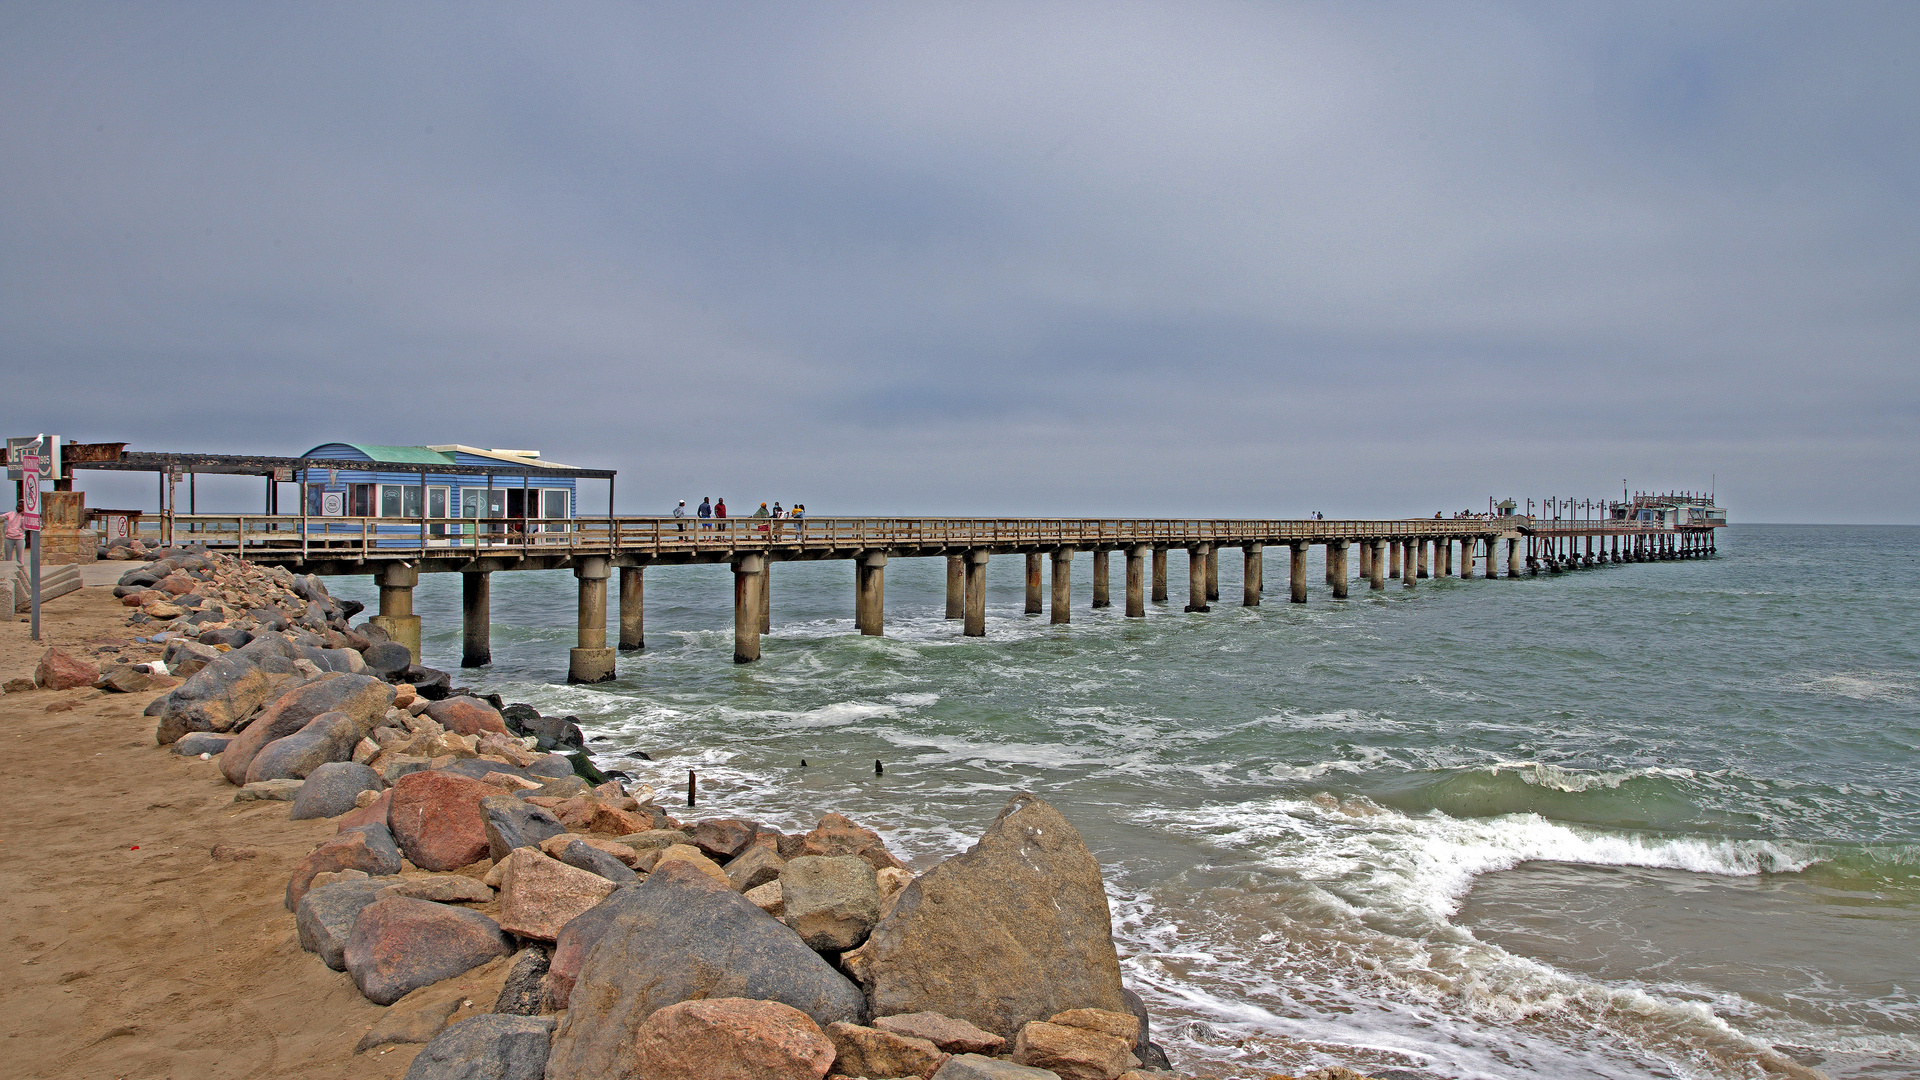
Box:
[5,436,58,482]
[320,491,346,517]
[21,454,41,532]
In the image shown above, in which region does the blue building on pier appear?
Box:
[298,444,585,546]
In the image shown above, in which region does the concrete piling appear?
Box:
[1051,548,1074,624]
[1025,553,1044,615]
[461,571,490,668]
[1126,545,1148,617]
[371,562,422,666]
[1186,545,1211,613]
[1206,546,1220,602]
[1507,538,1520,579]
[732,555,767,663]
[1401,540,1415,588]
[946,555,964,620]
[1290,541,1309,604]
[618,565,643,651]
[1243,544,1262,606]
[964,550,989,636]
[1092,549,1111,609]
[1152,548,1169,602]
[1370,540,1387,591]
[571,556,617,682]
[1389,542,1402,581]
[1358,541,1372,580]
[1417,539,1429,579]
[855,551,886,636]
[1331,540,1350,599]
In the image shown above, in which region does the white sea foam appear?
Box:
[1483,760,1699,793]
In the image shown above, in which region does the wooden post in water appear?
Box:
[1092,549,1111,609]
[570,556,616,681]
[1125,545,1148,617]
[963,550,989,636]
[1152,547,1168,602]
[855,551,886,636]
[618,565,643,651]
[1290,541,1309,604]
[945,555,964,619]
[733,554,767,662]
[1331,540,1350,599]
[1051,548,1074,624]
[1185,545,1210,612]
[461,571,490,667]
[1243,544,1262,606]
[1025,553,1044,615]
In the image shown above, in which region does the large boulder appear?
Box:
[290,761,384,820]
[285,823,404,910]
[1011,1020,1132,1080]
[388,770,500,871]
[402,1011,555,1080]
[781,855,880,952]
[296,879,387,970]
[244,710,360,784]
[363,641,413,678]
[874,1013,1006,1055]
[153,652,277,744]
[546,888,636,1010]
[552,836,642,886]
[726,845,787,893]
[544,862,867,1080]
[343,896,513,1006]
[631,998,835,1080]
[690,818,761,861]
[481,794,568,861]
[425,696,510,736]
[846,794,1127,1040]
[218,673,392,783]
[802,812,908,871]
[494,848,618,941]
[493,947,554,1016]
[933,1055,1062,1080]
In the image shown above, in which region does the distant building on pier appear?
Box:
[1610,492,1727,528]
[299,444,584,543]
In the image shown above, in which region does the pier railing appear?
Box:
[127,513,1604,562]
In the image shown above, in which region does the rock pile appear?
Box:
[116,549,1379,1080]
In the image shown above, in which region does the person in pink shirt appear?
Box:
[3,501,24,562]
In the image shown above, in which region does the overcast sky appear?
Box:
[4,3,1916,521]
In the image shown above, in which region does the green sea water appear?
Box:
[332,523,1920,1080]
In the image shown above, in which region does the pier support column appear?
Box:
[1331,541,1350,599]
[1051,548,1074,624]
[1389,542,1402,581]
[1402,541,1416,588]
[1441,538,1454,577]
[1025,553,1044,615]
[855,551,886,636]
[1186,545,1211,612]
[1092,549,1111,609]
[618,566,644,651]
[1370,540,1387,590]
[1357,541,1372,580]
[760,559,773,633]
[461,571,490,668]
[1206,547,1220,602]
[371,562,422,666]
[1243,544,1262,606]
[1507,539,1519,578]
[1417,540,1429,579]
[1290,541,1309,603]
[1325,542,1337,585]
[963,550,989,636]
[1152,548,1168,602]
[946,555,964,619]
[1461,538,1475,579]
[1484,538,1500,578]
[571,556,617,682]
[732,554,766,663]
[1126,545,1148,617]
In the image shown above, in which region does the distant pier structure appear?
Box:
[66,446,1724,682]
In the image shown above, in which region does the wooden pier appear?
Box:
[135,512,1722,682]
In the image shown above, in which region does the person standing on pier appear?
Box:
[2,501,23,561]
[715,497,728,531]
[697,497,712,529]
[673,500,688,532]
[753,502,770,532]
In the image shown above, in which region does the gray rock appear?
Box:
[530,775,590,798]
[403,1012,555,1080]
[219,672,394,783]
[492,947,553,1015]
[526,753,575,780]
[436,758,533,784]
[545,885,640,1010]
[299,645,366,673]
[848,793,1129,1041]
[1120,986,1173,1071]
[481,794,568,862]
[933,1054,1063,1080]
[543,862,867,1080]
[725,845,788,893]
[290,761,385,819]
[296,879,386,970]
[555,837,641,886]
[172,731,233,756]
[344,896,514,1006]
[364,641,413,678]
[197,627,252,648]
[245,710,360,784]
[248,607,289,631]
[154,651,280,744]
[163,639,224,677]
[781,855,880,951]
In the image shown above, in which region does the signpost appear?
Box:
[20,451,41,642]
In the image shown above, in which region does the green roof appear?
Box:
[347,444,457,466]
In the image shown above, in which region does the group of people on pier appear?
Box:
[669,497,807,532]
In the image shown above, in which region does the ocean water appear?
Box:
[330,524,1920,1080]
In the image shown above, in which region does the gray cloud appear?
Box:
[3,2,1916,520]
